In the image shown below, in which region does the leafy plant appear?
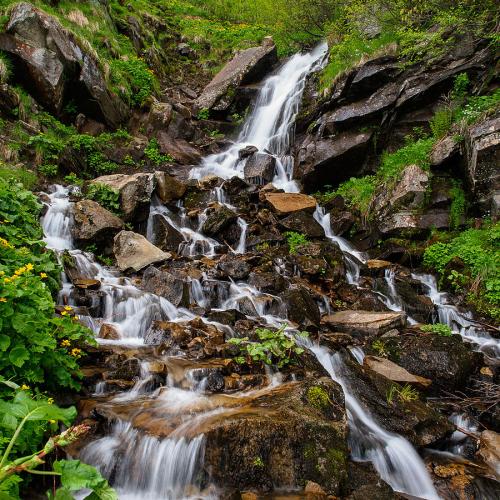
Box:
[196,108,210,120]
[371,339,389,357]
[420,323,453,337]
[64,173,84,187]
[228,325,308,368]
[86,183,121,215]
[386,383,419,404]
[144,138,173,165]
[430,107,453,139]
[449,182,466,229]
[38,164,58,178]
[284,231,308,255]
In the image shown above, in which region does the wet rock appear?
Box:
[99,323,120,340]
[477,430,500,479]
[147,100,173,131]
[244,153,276,185]
[113,231,170,272]
[154,171,187,202]
[319,333,355,351]
[217,256,251,280]
[140,266,189,307]
[238,145,258,160]
[384,333,482,394]
[68,288,103,317]
[202,206,238,236]
[364,260,392,277]
[195,37,277,112]
[263,193,316,215]
[304,480,327,499]
[282,285,321,328]
[344,353,453,446]
[207,309,246,326]
[91,173,155,222]
[0,3,128,126]
[363,356,432,388]
[104,357,141,381]
[296,131,373,191]
[464,115,500,212]
[73,279,101,290]
[279,211,324,238]
[329,211,356,237]
[248,271,287,294]
[322,311,406,338]
[156,130,201,165]
[345,462,396,499]
[147,213,184,253]
[71,199,124,247]
[203,378,348,495]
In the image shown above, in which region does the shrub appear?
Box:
[420,323,453,336]
[86,183,121,215]
[228,325,308,368]
[449,182,466,229]
[0,166,37,190]
[38,164,58,178]
[144,138,173,165]
[335,176,376,216]
[284,231,308,254]
[455,89,500,124]
[430,107,453,138]
[196,108,210,120]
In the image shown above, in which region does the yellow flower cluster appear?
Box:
[0,237,13,248]
[60,305,73,316]
[61,339,71,347]
[3,263,34,284]
[70,348,82,357]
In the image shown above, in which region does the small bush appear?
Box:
[86,183,121,215]
[449,182,466,229]
[420,323,453,336]
[197,108,210,120]
[284,231,308,254]
[335,176,376,216]
[430,107,453,138]
[38,164,58,178]
[144,138,173,165]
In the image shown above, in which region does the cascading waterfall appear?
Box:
[190,43,328,192]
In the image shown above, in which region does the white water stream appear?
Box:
[190,43,328,192]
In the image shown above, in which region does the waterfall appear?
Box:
[190,43,328,192]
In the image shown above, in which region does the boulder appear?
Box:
[383,333,482,394]
[243,153,276,185]
[91,173,155,222]
[478,430,500,479]
[154,171,187,202]
[202,206,238,236]
[296,131,372,191]
[113,231,170,272]
[238,145,258,160]
[279,211,324,238]
[248,271,287,295]
[203,378,348,494]
[71,199,123,246]
[430,136,460,167]
[263,193,316,215]
[0,2,128,126]
[322,311,406,337]
[140,266,189,307]
[281,285,321,328]
[217,255,251,280]
[147,213,184,253]
[195,38,278,112]
[363,356,432,388]
[156,131,201,165]
[464,115,500,212]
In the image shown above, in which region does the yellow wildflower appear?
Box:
[70,348,81,357]
[4,277,11,284]
[25,263,34,271]
[40,272,47,279]
[0,297,7,302]
[60,311,68,316]
[47,398,54,405]
[20,384,30,390]
[64,305,73,311]
[61,339,71,347]
[49,419,56,424]
[0,237,13,248]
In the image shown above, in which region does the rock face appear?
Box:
[140,266,188,307]
[71,200,123,246]
[202,206,238,236]
[363,356,432,388]
[244,153,276,185]
[147,213,184,253]
[91,173,155,222]
[464,115,500,212]
[264,193,317,215]
[322,311,406,337]
[156,130,201,165]
[478,430,500,479]
[279,211,325,238]
[281,285,321,328]
[195,37,277,112]
[203,378,348,494]
[0,2,128,126]
[113,231,170,272]
[154,171,187,202]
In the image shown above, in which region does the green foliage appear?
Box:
[69,135,119,176]
[430,107,453,139]
[64,173,84,187]
[0,51,12,84]
[228,325,308,368]
[335,176,376,216]
[86,184,121,215]
[38,164,58,178]
[0,387,116,500]
[0,166,37,190]
[284,232,308,255]
[252,456,264,468]
[420,323,453,337]
[455,89,500,125]
[144,138,173,165]
[449,182,466,229]
[386,383,419,404]
[110,57,158,107]
[196,108,210,120]
[371,339,389,357]
[307,386,331,410]
[423,223,500,320]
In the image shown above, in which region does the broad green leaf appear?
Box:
[0,335,10,351]
[8,346,29,367]
[47,487,75,500]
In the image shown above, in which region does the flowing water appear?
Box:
[38,42,493,499]
[190,43,328,192]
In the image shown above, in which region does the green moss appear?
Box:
[307,386,331,411]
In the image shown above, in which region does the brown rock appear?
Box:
[99,323,120,340]
[478,430,500,479]
[322,311,406,337]
[264,193,317,215]
[363,356,432,388]
[305,480,328,499]
[154,171,187,202]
